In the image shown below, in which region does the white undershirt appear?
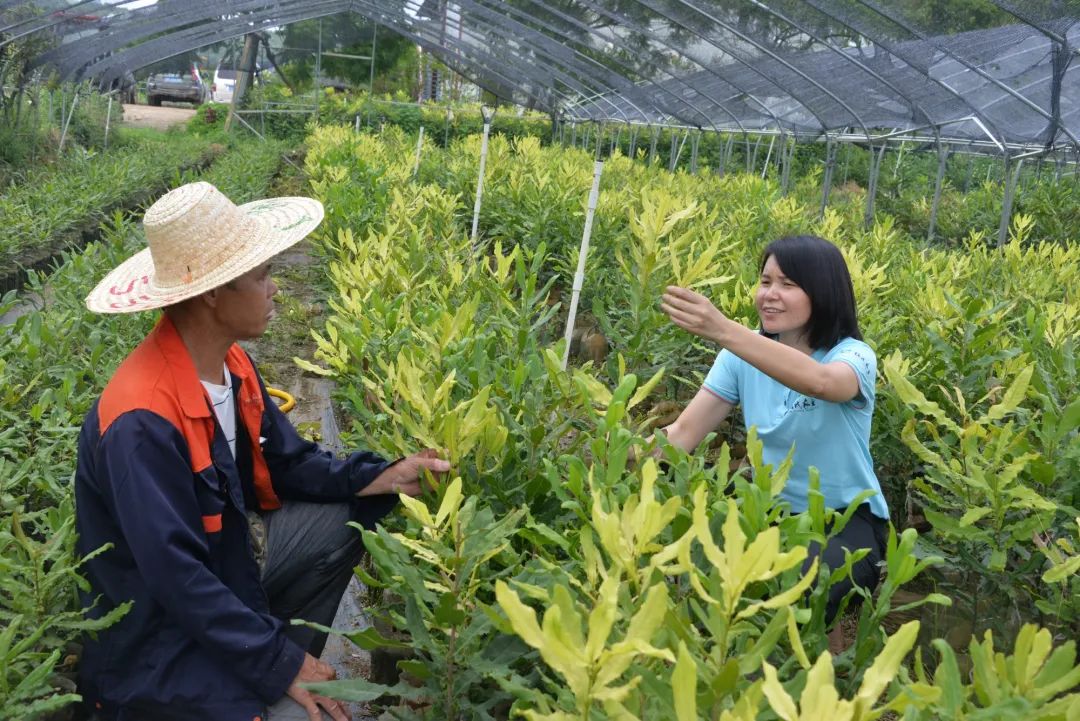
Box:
[201,364,237,459]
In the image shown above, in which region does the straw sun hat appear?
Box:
[85,181,324,313]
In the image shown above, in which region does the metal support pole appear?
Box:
[864,143,887,229]
[649,126,659,165]
[413,126,424,177]
[819,138,837,218]
[104,96,113,150]
[444,107,452,147]
[927,143,950,242]
[226,33,260,132]
[470,108,493,245]
[751,135,763,175]
[629,126,638,158]
[571,121,577,147]
[997,156,1023,247]
[690,131,700,174]
[562,159,605,370]
[780,137,794,194]
[369,23,378,94]
[315,19,322,122]
[720,134,734,176]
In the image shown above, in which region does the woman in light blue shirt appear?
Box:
[659,235,888,647]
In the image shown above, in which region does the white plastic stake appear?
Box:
[562,160,605,370]
[413,126,424,177]
[104,96,113,150]
[470,120,491,244]
[761,135,775,179]
[354,114,360,133]
[59,92,79,153]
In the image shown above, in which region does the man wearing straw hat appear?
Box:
[75,181,449,721]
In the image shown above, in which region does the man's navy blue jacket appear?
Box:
[75,316,396,720]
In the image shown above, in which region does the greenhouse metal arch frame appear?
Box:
[4,1,1080,243]
[4,1,1078,148]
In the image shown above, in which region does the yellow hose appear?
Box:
[267,387,296,413]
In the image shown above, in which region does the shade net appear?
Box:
[2,1,1078,149]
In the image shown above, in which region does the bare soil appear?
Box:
[121,103,196,130]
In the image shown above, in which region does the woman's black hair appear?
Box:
[759,235,862,349]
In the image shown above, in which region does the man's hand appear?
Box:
[286,653,351,721]
[660,286,731,344]
[359,449,451,497]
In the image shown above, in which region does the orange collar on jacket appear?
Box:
[99,315,281,510]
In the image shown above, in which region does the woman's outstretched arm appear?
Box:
[662,387,735,453]
[661,286,860,403]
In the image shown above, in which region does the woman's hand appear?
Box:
[660,286,731,344]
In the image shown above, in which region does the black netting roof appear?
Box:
[3,1,1080,150]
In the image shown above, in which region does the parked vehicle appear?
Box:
[211,63,263,103]
[146,65,206,106]
[210,64,237,103]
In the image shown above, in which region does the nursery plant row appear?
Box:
[283,125,1080,719]
[0,138,289,720]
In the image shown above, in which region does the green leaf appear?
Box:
[434,592,467,627]
[883,353,960,433]
[856,620,920,705]
[672,641,697,721]
[985,364,1033,421]
[303,678,427,702]
[959,507,992,527]
[1043,554,1080,583]
[343,626,410,651]
[761,662,798,721]
[292,356,336,376]
[931,640,965,716]
[398,659,434,681]
[433,476,463,529]
[1057,399,1080,441]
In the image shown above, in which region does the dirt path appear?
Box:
[121,103,197,130]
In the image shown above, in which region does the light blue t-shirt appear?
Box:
[703,337,888,520]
